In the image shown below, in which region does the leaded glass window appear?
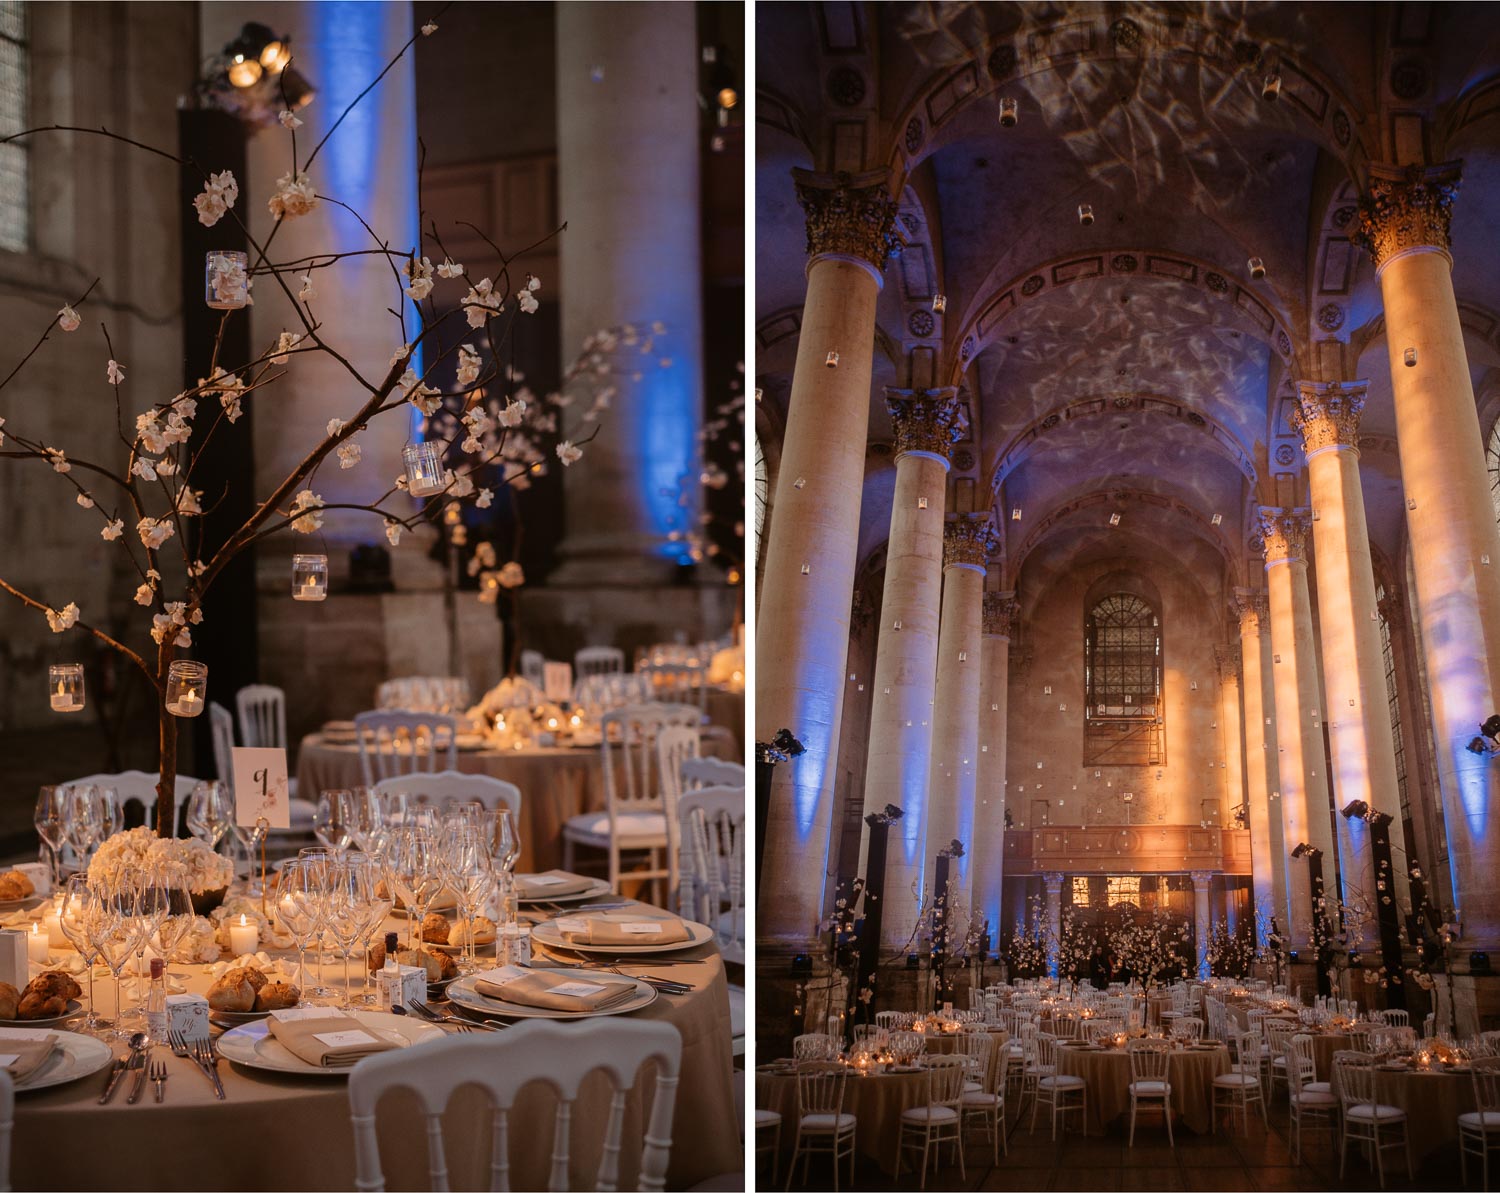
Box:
[0,3,27,254]
[1085,593,1164,764]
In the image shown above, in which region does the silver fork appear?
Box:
[407,999,506,1031]
[149,1060,167,1103]
[168,1029,220,1097]
[192,1037,226,1100]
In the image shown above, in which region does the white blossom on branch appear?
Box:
[57,305,81,332]
[45,602,79,633]
[268,171,318,220]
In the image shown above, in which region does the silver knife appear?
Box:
[97,1057,127,1105]
[126,1047,151,1104]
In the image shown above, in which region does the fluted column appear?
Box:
[1043,872,1064,980]
[860,389,961,946]
[1292,380,1410,940]
[757,170,899,946]
[1216,644,1245,828]
[925,516,996,915]
[1260,509,1336,951]
[1234,591,1287,942]
[1192,870,1214,979]
[973,592,1017,937]
[1355,163,1500,947]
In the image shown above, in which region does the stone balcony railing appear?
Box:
[1003,825,1252,875]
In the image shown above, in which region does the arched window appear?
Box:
[1085,592,1163,765]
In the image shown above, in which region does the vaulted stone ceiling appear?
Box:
[756,0,1500,603]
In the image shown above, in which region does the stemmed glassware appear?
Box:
[155,870,197,969]
[325,857,377,1008]
[346,787,384,854]
[63,786,101,871]
[94,787,121,844]
[186,782,232,852]
[33,787,66,887]
[93,879,146,1040]
[353,852,394,1006]
[314,790,354,853]
[482,808,519,925]
[388,828,443,950]
[123,870,171,1021]
[276,858,331,1003]
[440,828,495,972]
[57,876,107,1036]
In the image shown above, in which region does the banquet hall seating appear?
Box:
[236,683,290,751]
[957,1032,1007,1162]
[519,649,545,688]
[1170,1016,1204,1041]
[1287,1034,1339,1163]
[875,1011,905,1031]
[1459,1055,1500,1189]
[1212,1027,1268,1134]
[562,703,700,899]
[372,770,522,817]
[575,645,626,678]
[1029,1033,1087,1140]
[1379,1008,1411,1028]
[755,1107,782,1186]
[897,1054,967,1189]
[346,1019,681,1192]
[1127,1037,1175,1146]
[1265,1019,1298,1100]
[682,755,745,788]
[1334,1049,1411,1187]
[786,1061,855,1191]
[353,710,459,785]
[674,784,744,965]
[65,770,198,834]
[640,659,710,718]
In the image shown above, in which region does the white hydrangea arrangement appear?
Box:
[87,825,233,894]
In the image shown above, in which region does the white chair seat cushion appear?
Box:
[961,1090,1000,1107]
[900,1105,959,1124]
[755,1108,781,1128]
[1347,1103,1407,1122]
[801,1112,856,1132]
[1214,1073,1260,1088]
[1291,1090,1338,1107]
[563,810,668,841]
[1037,1075,1085,1090]
[1304,1080,1332,1095]
[1271,1056,1288,1069]
[962,1080,983,1093]
[1130,1080,1169,1096]
[1459,1111,1500,1129]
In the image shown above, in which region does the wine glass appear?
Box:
[346,787,383,854]
[353,850,395,1006]
[57,876,107,1035]
[33,787,66,887]
[94,786,122,843]
[388,828,443,951]
[441,829,495,972]
[186,782,231,850]
[122,870,170,1021]
[93,879,145,1039]
[277,859,333,1003]
[155,870,197,968]
[63,786,101,869]
[326,857,376,1008]
[314,790,354,853]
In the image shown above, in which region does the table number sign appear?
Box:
[232,747,291,828]
[543,661,573,702]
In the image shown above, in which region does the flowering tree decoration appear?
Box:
[0,19,634,837]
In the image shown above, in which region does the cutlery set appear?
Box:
[99,1031,184,1104]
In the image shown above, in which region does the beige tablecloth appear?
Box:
[1347,1067,1476,1164]
[1053,1044,1230,1135]
[705,687,745,751]
[13,900,739,1191]
[296,732,739,872]
[756,1067,928,1176]
[924,1028,1009,1092]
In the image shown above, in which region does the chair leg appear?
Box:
[784,1134,798,1192]
[918,1131,930,1193]
[1129,1097,1136,1147]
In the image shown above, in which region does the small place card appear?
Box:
[232,747,291,828]
[618,922,665,935]
[553,918,590,935]
[526,874,567,886]
[313,1029,378,1048]
[271,1007,347,1023]
[475,965,529,984]
[0,1028,54,1041]
[548,981,606,999]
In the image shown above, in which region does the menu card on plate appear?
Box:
[232,748,291,828]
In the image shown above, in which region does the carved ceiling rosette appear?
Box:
[983,592,1019,639]
[944,514,997,570]
[1292,380,1368,455]
[1257,508,1313,565]
[885,387,962,461]
[792,168,902,273]
[1232,588,1270,636]
[1353,162,1462,271]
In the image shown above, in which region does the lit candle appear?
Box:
[50,682,77,712]
[546,717,558,730]
[27,923,48,965]
[42,909,64,948]
[298,579,323,600]
[229,913,258,956]
[569,714,582,729]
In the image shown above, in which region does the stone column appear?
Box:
[1192,870,1214,979]
[860,389,961,947]
[1043,871,1064,980]
[1216,644,1245,828]
[1291,380,1411,940]
[756,170,899,947]
[973,592,1017,939]
[554,1,702,583]
[1355,163,1500,950]
[925,516,996,916]
[1235,590,1288,942]
[1260,509,1336,952]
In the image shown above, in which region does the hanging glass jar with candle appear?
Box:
[204,251,249,309]
[291,554,329,601]
[165,660,207,717]
[48,664,84,713]
[402,442,445,496]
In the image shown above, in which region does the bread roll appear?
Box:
[0,981,20,1020]
[254,981,301,1011]
[17,991,65,1020]
[24,972,81,1003]
[0,872,33,901]
[420,913,451,945]
[449,916,496,947]
[397,947,457,983]
[206,970,256,1012]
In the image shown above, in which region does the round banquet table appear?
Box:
[924,1027,1009,1091]
[295,730,739,873]
[704,687,745,750]
[1053,1042,1230,1135]
[11,899,739,1191]
[1339,1065,1477,1165]
[756,1065,928,1176]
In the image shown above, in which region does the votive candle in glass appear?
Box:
[291,554,329,602]
[205,251,249,309]
[403,442,446,497]
[166,660,208,717]
[48,664,84,713]
[229,913,258,956]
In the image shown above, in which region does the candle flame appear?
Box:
[239,913,247,927]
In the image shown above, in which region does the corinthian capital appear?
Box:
[983,592,1019,639]
[1214,643,1241,681]
[1292,380,1369,455]
[944,515,997,571]
[1232,588,1270,636]
[885,387,962,461]
[1258,507,1312,566]
[1353,162,1462,272]
[792,168,901,273]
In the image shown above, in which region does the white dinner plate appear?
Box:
[446,968,657,1020]
[516,876,612,905]
[209,1007,275,1027]
[529,916,714,956]
[0,1000,85,1030]
[217,1010,444,1076]
[10,1031,113,1092]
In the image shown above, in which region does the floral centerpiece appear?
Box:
[87,826,233,901]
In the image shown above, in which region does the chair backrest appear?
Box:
[638,660,709,716]
[66,770,199,830]
[575,646,625,679]
[1128,1038,1173,1082]
[920,1054,969,1108]
[347,1019,680,1192]
[1425,1012,1437,1039]
[1473,1056,1500,1114]
[875,1011,903,1030]
[519,650,546,688]
[675,785,744,963]
[957,1029,995,1087]
[656,725,701,824]
[1332,1049,1375,1109]
[1379,1008,1410,1028]
[1171,1016,1204,1041]
[1288,1034,1317,1089]
[1346,1022,1375,1053]
[600,705,700,829]
[372,770,521,818]
[1264,1019,1296,1062]
[681,756,746,790]
[794,1061,847,1117]
[1035,1032,1062,1069]
[353,711,459,785]
[236,683,289,750]
[209,701,237,787]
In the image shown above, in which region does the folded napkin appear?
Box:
[473,967,638,1012]
[0,1034,58,1081]
[555,912,691,948]
[266,1014,398,1069]
[516,871,597,900]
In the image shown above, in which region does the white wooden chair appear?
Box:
[347,1019,681,1191]
[1460,1055,1500,1190]
[675,785,744,964]
[657,724,699,900]
[236,683,288,749]
[0,1067,12,1193]
[785,1061,855,1191]
[1127,1038,1174,1146]
[639,660,709,719]
[1029,1032,1087,1139]
[1335,1049,1411,1187]
[1379,1008,1411,1028]
[519,649,545,688]
[209,701,314,835]
[574,645,625,679]
[372,770,521,818]
[1170,1016,1204,1041]
[1287,1033,1339,1164]
[755,1107,782,1187]
[681,756,745,789]
[957,1030,1006,1161]
[897,1054,966,1190]
[65,770,198,833]
[561,704,699,899]
[1213,1028,1267,1134]
[353,711,459,786]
